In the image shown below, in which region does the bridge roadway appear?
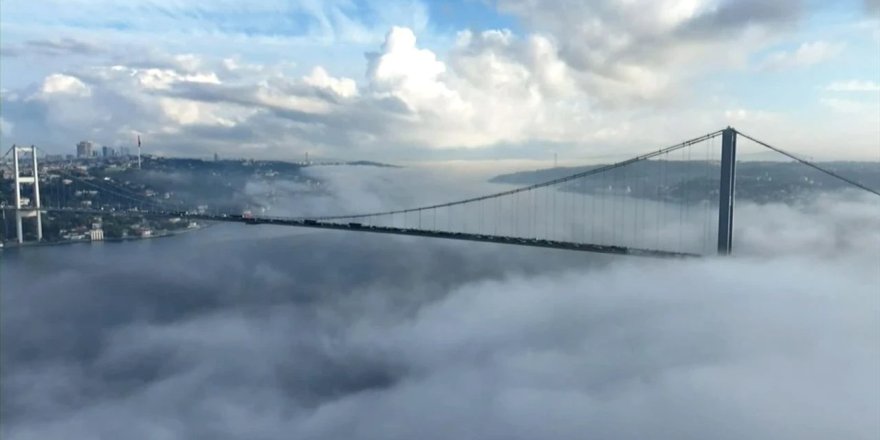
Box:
[2,207,699,258]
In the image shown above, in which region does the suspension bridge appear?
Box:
[2,128,878,257]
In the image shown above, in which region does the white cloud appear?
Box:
[0,0,876,161]
[134,69,221,91]
[157,97,241,127]
[253,81,335,115]
[724,108,780,123]
[826,80,880,92]
[495,0,804,105]
[4,28,875,161]
[36,73,91,98]
[303,67,359,98]
[820,97,876,114]
[759,41,844,71]
[366,27,468,116]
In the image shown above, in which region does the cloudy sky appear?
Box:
[1,0,878,162]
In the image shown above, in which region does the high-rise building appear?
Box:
[102,145,116,157]
[76,141,94,158]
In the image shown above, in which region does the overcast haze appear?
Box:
[1,0,879,161]
[3,166,880,439]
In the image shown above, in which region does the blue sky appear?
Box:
[1,0,878,161]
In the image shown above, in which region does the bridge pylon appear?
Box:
[11,144,42,243]
[717,128,736,255]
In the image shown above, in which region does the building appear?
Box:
[76,141,94,158]
[89,229,104,241]
[102,146,116,157]
[119,147,131,157]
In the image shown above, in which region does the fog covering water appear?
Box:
[2,164,879,439]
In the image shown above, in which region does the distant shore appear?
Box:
[0,223,211,250]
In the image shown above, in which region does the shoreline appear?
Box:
[0,223,213,250]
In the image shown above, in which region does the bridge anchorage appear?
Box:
[2,127,878,257]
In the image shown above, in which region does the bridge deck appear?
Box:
[2,208,699,258]
[211,214,698,258]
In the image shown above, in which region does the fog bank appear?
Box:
[2,165,878,440]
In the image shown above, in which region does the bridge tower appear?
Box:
[717,128,737,255]
[12,144,42,243]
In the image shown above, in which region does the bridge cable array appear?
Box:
[736,130,880,198]
[301,130,725,222]
[295,129,728,255]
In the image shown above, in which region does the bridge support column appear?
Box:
[13,144,22,244]
[717,128,736,255]
[11,145,42,244]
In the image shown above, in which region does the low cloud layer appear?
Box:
[2,166,879,439]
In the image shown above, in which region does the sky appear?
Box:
[1,0,879,162]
